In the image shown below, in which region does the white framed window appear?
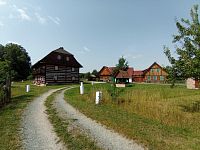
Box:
[66,56,69,61]
[160,76,164,81]
[147,76,151,81]
[153,76,157,80]
[54,75,58,80]
[72,67,75,71]
[55,66,58,70]
[57,55,61,60]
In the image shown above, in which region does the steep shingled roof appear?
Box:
[115,68,134,78]
[53,47,73,55]
[32,47,82,68]
[133,70,144,76]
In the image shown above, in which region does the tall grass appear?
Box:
[65,83,200,149]
[87,84,200,128]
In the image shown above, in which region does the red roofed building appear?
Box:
[99,62,168,83]
[114,68,134,83]
[133,70,144,82]
[133,62,168,83]
[99,66,133,83]
[98,66,115,82]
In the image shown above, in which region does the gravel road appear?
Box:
[54,89,145,150]
[21,89,66,150]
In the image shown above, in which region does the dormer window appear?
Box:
[66,56,69,61]
[57,55,61,60]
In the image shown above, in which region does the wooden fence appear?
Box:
[0,78,11,107]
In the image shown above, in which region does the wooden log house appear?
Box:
[133,62,168,83]
[99,62,168,83]
[98,66,115,82]
[32,47,82,85]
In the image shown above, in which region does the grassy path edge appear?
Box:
[45,88,101,150]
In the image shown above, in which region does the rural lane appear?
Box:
[54,89,145,150]
[21,88,66,150]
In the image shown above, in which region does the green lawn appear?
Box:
[0,81,65,150]
[65,83,200,150]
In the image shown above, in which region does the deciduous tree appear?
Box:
[3,43,31,80]
[164,5,200,84]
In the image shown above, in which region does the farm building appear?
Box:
[98,66,115,82]
[32,47,82,85]
[99,66,133,83]
[133,70,144,82]
[133,62,168,83]
[143,62,168,83]
[99,62,168,83]
[114,68,134,83]
[186,78,199,89]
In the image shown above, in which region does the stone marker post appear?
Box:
[80,82,84,95]
[95,91,102,104]
[26,85,30,92]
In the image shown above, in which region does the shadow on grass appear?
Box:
[180,101,200,113]
[12,94,34,102]
[0,94,33,112]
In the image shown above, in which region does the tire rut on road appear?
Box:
[54,89,145,150]
[21,89,66,150]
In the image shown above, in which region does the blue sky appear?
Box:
[0,0,199,72]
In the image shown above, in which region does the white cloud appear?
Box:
[0,21,4,27]
[77,46,92,54]
[17,8,31,21]
[48,16,60,25]
[35,12,46,24]
[0,0,7,6]
[124,54,143,60]
[83,46,91,52]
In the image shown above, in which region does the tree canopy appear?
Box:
[164,5,200,81]
[92,69,98,77]
[113,56,129,75]
[0,43,31,82]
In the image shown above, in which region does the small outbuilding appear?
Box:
[186,78,199,89]
[114,68,133,84]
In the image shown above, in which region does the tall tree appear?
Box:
[164,5,200,83]
[113,56,129,76]
[92,69,98,76]
[116,56,129,70]
[3,43,31,80]
[0,61,9,85]
[0,44,4,61]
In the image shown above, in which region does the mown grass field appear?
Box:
[0,81,65,150]
[65,83,200,150]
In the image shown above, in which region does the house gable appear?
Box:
[99,66,113,76]
[143,62,168,82]
[98,66,114,82]
[32,47,82,85]
[32,47,82,69]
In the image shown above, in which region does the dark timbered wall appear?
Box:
[45,65,79,84]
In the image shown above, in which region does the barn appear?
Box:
[32,47,82,85]
[132,62,168,83]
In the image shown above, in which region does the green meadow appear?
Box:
[65,83,200,150]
